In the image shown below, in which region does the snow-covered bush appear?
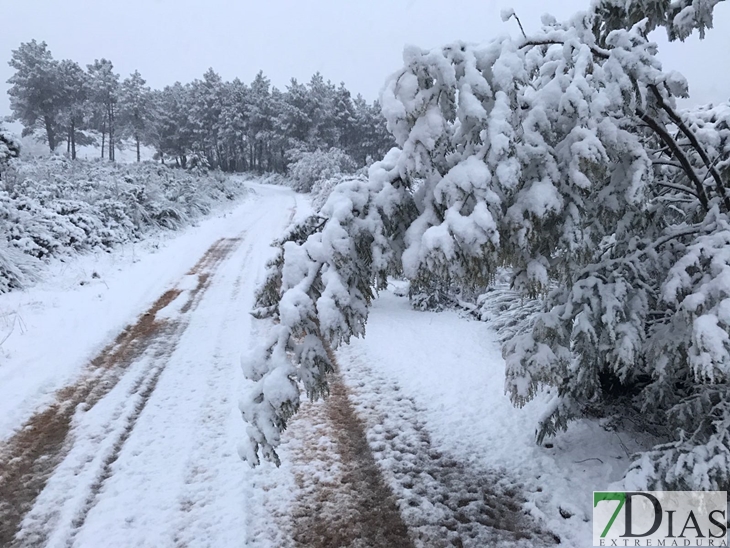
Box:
[255,172,290,188]
[0,158,247,292]
[0,241,38,293]
[241,0,730,492]
[286,147,357,193]
[310,173,367,211]
[0,127,21,177]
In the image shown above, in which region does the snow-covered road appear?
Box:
[0,182,631,547]
[0,183,305,547]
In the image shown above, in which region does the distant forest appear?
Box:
[5,40,394,171]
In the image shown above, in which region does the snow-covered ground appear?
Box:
[13,132,158,164]
[0,180,644,547]
[0,181,308,546]
[0,180,290,442]
[336,287,652,547]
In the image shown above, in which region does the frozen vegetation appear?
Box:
[244,0,730,496]
[0,155,248,292]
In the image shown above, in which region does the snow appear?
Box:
[0,178,664,546]
[337,287,654,547]
[0,180,280,442]
[4,180,310,547]
[500,7,516,22]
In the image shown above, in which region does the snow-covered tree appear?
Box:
[56,59,90,160]
[286,147,357,192]
[7,38,390,173]
[241,0,730,492]
[7,40,63,151]
[86,59,120,161]
[151,82,194,167]
[119,70,154,162]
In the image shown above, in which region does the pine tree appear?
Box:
[56,59,89,160]
[152,82,194,167]
[280,78,312,149]
[247,71,273,172]
[119,70,153,163]
[87,59,120,161]
[188,68,225,168]
[218,78,250,172]
[7,40,62,151]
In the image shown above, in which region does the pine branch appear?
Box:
[648,84,730,212]
[637,108,709,211]
[519,38,611,59]
[578,222,710,278]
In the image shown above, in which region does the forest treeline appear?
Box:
[5,40,393,171]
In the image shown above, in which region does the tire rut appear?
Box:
[337,353,561,548]
[289,371,415,548]
[0,236,242,547]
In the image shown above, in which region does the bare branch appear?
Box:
[652,159,682,169]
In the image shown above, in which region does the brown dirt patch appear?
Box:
[290,373,415,548]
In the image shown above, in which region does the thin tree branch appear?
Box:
[655,181,700,199]
[652,159,682,169]
[512,14,528,39]
[648,84,730,212]
[519,38,611,59]
[637,108,709,211]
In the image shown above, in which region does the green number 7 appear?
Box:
[594,492,626,538]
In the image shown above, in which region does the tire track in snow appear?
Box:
[169,237,259,547]
[0,236,243,547]
[336,353,560,547]
[287,370,415,548]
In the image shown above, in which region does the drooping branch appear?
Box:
[519,38,611,59]
[648,84,730,212]
[637,108,709,211]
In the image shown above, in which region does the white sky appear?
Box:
[1,0,728,116]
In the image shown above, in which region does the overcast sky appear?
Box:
[1,0,728,117]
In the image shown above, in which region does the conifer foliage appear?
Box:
[6,43,393,172]
[242,0,730,490]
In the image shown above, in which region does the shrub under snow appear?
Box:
[0,157,248,292]
[286,148,357,193]
[0,128,21,174]
[310,173,367,211]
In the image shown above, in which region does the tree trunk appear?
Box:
[44,116,56,152]
[108,105,115,162]
[101,130,106,159]
[71,120,76,160]
[136,136,140,162]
